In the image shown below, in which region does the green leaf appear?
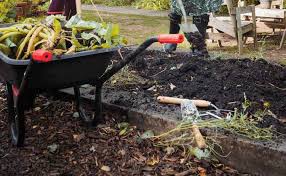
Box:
[45,15,66,27]
[141,130,155,139]
[189,147,210,159]
[0,43,11,56]
[100,43,111,49]
[5,38,16,48]
[104,24,113,46]
[53,19,62,36]
[111,24,120,37]
[71,28,82,48]
[81,32,101,44]
[118,122,129,129]
[119,127,128,136]
[65,15,102,30]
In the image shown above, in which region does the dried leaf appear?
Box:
[134,152,147,162]
[34,107,41,112]
[147,155,160,166]
[198,167,206,176]
[169,83,176,90]
[175,169,196,176]
[73,112,80,118]
[164,147,175,155]
[47,144,59,153]
[89,146,96,153]
[73,133,85,142]
[101,165,111,172]
[118,149,126,156]
[223,166,239,174]
[142,166,153,171]
[147,85,157,92]
[279,118,286,123]
[161,168,177,175]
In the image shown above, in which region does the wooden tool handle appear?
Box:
[191,124,207,149]
[157,96,211,108]
[76,0,82,16]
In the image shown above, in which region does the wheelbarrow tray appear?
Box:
[0,48,118,89]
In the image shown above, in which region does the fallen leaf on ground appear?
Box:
[34,107,41,111]
[190,147,210,159]
[169,83,176,90]
[147,85,157,92]
[118,149,126,156]
[73,112,79,118]
[175,169,196,176]
[164,147,175,155]
[101,165,111,172]
[47,144,59,153]
[223,166,239,174]
[89,146,96,153]
[161,168,177,175]
[142,166,153,171]
[147,155,160,166]
[134,152,147,162]
[141,130,154,139]
[198,167,206,176]
[73,133,85,142]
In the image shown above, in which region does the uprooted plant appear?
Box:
[149,95,278,159]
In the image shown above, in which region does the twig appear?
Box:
[1,154,9,159]
[90,0,104,22]
[117,48,124,60]
[175,169,194,176]
[0,108,6,113]
[269,83,286,91]
[150,67,167,77]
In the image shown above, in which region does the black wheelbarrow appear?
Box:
[0,34,184,147]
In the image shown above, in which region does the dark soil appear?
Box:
[0,84,244,175]
[106,50,286,132]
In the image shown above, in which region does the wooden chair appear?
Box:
[271,0,284,9]
[207,0,257,55]
[262,0,286,48]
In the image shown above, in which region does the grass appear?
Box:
[280,59,286,65]
[83,10,169,45]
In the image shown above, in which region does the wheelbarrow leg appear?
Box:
[73,86,92,125]
[92,84,103,126]
[6,83,25,147]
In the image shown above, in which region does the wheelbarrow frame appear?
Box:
[0,34,184,147]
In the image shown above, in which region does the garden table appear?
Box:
[245,7,286,49]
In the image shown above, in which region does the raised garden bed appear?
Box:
[0,49,285,175]
[61,49,286,176]
[100,49,285,131]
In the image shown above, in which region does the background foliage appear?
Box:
[84,0,286,11]
[0,0,49,23]
[0,1,16,23]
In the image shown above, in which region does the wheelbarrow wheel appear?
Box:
[6,83,25,147]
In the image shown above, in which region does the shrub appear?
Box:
[135,0,170,10]
[0,1,16,23]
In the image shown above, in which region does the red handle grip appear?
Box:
[32,49,53,63]
[158,34,184,44]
